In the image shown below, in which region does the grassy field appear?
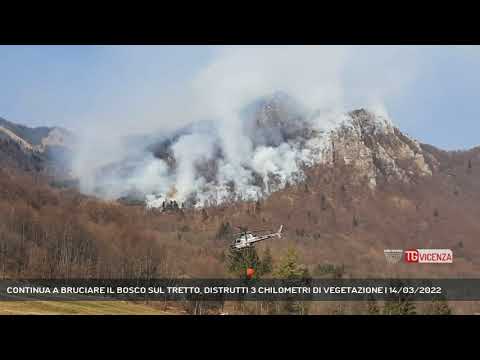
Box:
[0,301,182,315]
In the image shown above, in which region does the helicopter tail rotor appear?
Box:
[276,225,283,238]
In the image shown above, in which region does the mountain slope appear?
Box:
[0,116,74,179]
[0,117,51,148]
[136,105,449,209]
[1,103,480,280]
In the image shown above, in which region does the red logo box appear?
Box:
[404,249,419,263]
[404,249,453,263]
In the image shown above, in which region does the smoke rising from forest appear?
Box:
[70,46,419,207]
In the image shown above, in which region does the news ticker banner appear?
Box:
[2,279,480,301]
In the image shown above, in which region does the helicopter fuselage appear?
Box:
[231,225,283,250]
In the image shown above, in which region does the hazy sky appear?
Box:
[0,45,478,150]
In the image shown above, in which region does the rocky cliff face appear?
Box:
[319,109,438,189]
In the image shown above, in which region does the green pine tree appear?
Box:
[260,246,273,275]
[226,246,263,314]
[226,247,261,279]
[274,248,310,314]
[274,248,308,279]
[215,222,233,240]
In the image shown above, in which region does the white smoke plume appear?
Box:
[70,46,420,207]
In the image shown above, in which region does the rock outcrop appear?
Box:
[320,109,437,189]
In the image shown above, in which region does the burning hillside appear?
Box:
[83,93,437,210]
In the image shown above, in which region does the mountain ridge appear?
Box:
[136,106,463,209]
[1,99,478,211]
[0,116,74,180]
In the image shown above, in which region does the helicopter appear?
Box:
[231,225,283,250]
